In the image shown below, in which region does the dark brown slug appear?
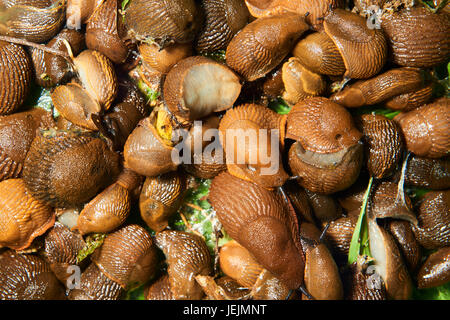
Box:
[86,0,131,64]
[196,0,250,53]
[0,250,66,300]
[413,190,450,250]
[343,258,387,300]
[381,6,450,68]
[123,0,200,48]
[0,40,33,115]
[31,28,86,88]
[209,172,305,290]
[145,274,174,300]
[0,109,55,182]
[68,263,123,300]
[91,224,160,290]
[225,13,309,82]
[387,220,422,273]
[0,0,66,43]
[155,230,213,300]
[43,221,86,283]
[22,130,120,208]
[417,247,450,289]
[357,114,404,179]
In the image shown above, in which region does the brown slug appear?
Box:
[219,240,265,289]
[123,0,200,48]
[68,263,123,300]
[0,250,66,300]
[390,155,450,190]
[0,40,33,115]
[368,218,413,300]
[73,49,118,110]
[323,215,357,265]
[387,220,422,273]
[225,13,309,82]
[91,224,160,290]
[139,170,186,232]
[417,247,450,289]
[330,68,426,108]
[218,103,289,188]
[293,9,388,79]
[139,42,193,74]
[195,275,251,300]
[0,108,55,182]
[381,6,450,68]
[0,0,66,43]
[284,181,316,225]
[163,55,242,121]
[22,129,120,208]
[43,221,86,283]
[196,0,250,53]
[394,97,449,159]
[281,57,327,106]
[66,0,104,29]
[145,274,174,300]
[413,190,450,250]
[357,114,404,179]
[244,0,344,28]
[31,28,86,88]
[86,0,131,64]
[0,178,55,251]
[75,169,143,235]
[286,97,363,194]
[304,189,343,225]
[209,172,305,290]
[155,230,213,300]
[300,223,344,300]
[123,114,178,177]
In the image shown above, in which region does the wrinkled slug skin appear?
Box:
[22,131,120,208]
[244,0,344,28]
[225,14,309,82]
[155,230,213,300]
[358,114,404,179]
[209,172,305,290]
[86,0,130,64]
[68,263,123,300]
[413,190,450,250]
[381,7,450,68]
[196,0,250,53]
[0,179,55,251]
[0,109,55,182]
[0,41,33,115]
[323,9,387,79]
[32,28,86,87]
[417,247,450,289]
[145,274,174,300]
[394,98,450,159]
[387,220,422,273]
[0,0,66,43]
[123,0,200,46]
[331,68,425,108]
[91,224,160,289]
[0,250,66,300]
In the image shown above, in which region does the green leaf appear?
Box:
[137,79,160,103]
[413,282,450,300]
[268,98,292,115]
[348,177,374,264]
[201,50,226,63]
[121,0,130,11]
[76,233,106,263]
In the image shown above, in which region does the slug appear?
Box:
[155,230,213,300]
[22,129,120,208]
[0,178,55,251]
[209,172,305,290]
[226,13,309,82]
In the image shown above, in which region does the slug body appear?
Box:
[209,172,305,290]
[226,13,309,82]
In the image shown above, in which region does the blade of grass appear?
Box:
[348,176,374,264]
